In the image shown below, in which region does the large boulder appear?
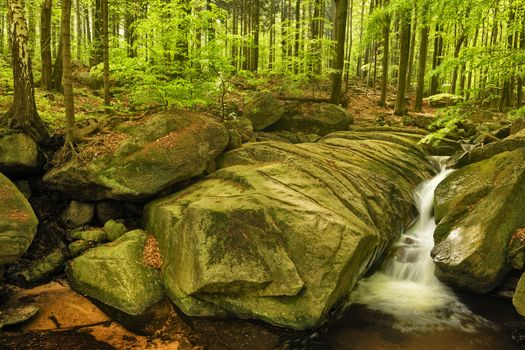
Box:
[269,102,354,136]
[144,129,434,329]
[66,230,164,316]
[43,111,228,201]
[432,148,525,293]
[0,173,39,265]
[244,92,285,131]
[513,273,525,316]
[0,131,41,176]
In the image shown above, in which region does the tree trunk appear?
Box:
[76,0,82,61]
[62,0,75,146]
[102,0,110,106]
[51,33,63,91]
[91,0,102,66]
[430,24,443,95]
[3,0,49,143]
[40,0,53,90]
[330,0,348,104]
[379,3,390,107]
[394,8,410,116]
[414,8,429,112]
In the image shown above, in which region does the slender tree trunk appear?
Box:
[62,0,75,146]
[91,0,102,66]
[344,0,353,89]
[450,33,466,94]
[394,8,410,116]
[252,0,260,71]
[294,0,300,73]
[356,0,365,78]
[379,2,390,107]
[3,0,49,143]
[76,0,82,61]
[405,5,416,94]
[430,24,443,95]
[102,0,110,106]
[414,5,429,112]
[330,0,348,104]
[518,21,524,106]
[40,0,53,90]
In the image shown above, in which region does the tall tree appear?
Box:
[62,0,75,147]
[330,0,349,104]
[102,0,110,106]
[414,0,430,112]
[3,0,49,143]
[379,0,391,107]
[394,4,411,116]
[40,0,53,90]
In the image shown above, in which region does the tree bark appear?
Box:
[40,0,53,90]
[414,10,429,112]
[394,8,411,116]
[102,0,110,106]
[330,0,348,104]
[379,3,390,107]
[76,0,82,61]
[62,0,75,146]
[3,0,49,143]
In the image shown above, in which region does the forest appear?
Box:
[0,0,525,349]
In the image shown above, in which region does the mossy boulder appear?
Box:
[143,130,434,329]
[66,230,164,316]
[0,172,39,265]
[269,102,354,136]
[513,273,525,316]
[43,111,228,201]
[244,92,285,131]
[432,148,525,293]
[0,132,41,176]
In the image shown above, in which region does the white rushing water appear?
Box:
[351,157,487,332]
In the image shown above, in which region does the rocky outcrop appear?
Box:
[66,230,164,316]
[244,93,285,131]
[43,111,228,201]
[144,130,434,329]
[0,132,41,176]
[0,173,39,265]
[432,148,525,293]
[269,102,353,136]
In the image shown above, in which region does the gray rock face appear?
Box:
[432,148,525,293]
[0,132,41,175]
[66,230,164,316]
[43,111,229,201]
[144,130,434,329]
[269,102,354,136]
[0,173,39,265]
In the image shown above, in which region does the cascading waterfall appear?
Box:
[351,157,487,332]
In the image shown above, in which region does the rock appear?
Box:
[44,111,229,201]
[432,148,525,293]
[244,92,285,131]
[513,273,525,316]
[451,129,525,168]
[61,201,95,228]
[403,113,435,129]
[104,220,128,241]
[77,71,103,89]
[255,131,321,144]
[144,130,434,329]
[96,200,124,223]
[71,228,108,242]
[7,249,67,288]
[424,93,464,107]
[0,304,39,330]
[0,132,42,176]
[509,228,525,270]
[66,230,165,316]
[511,116,525,135]
[68,240,94,257]
[224,115,253,143]
[0,173,39,265]
[269,102,354,136]
[14,180,31,199]
[226,129,243,151]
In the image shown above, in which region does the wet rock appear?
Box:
[0,304,39,330]
[44,111,229,201]
[432,148,525,293]
[61,201,95,229]
[95,200,124,223]
[255,131,321,144]
[66,230,165,316]
[513,273,525,316]
[68,240,94,257]
[71,228,107,242]
[0,132,42,176]
[144,130,434,329]
[269,102,354,136]
[7,249,67,287]
[244,92,285,131]
[103,220,128,241]
[0,173,39,265]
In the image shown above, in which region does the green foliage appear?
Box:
[420,106,465,145]
[508,106,525,121]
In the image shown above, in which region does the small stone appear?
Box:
[68,240,93,257]
[513,273,525,316]
[103,220,128,241]
[9,250,67,287]
[96,200,124,224]
[61,201,95,228]
[0,304,39,330]
[71,229,107,242]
